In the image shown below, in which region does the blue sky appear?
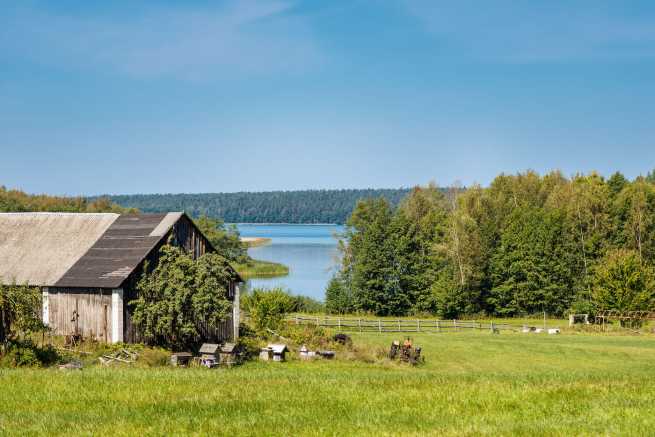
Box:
[1,0,654,195]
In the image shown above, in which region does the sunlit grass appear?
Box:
[3,330,655,435]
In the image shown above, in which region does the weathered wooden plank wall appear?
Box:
[198,313,234,343]
[48,288,112,341]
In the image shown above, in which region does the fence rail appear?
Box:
[287,316,515,333]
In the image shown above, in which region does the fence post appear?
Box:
[316,316,319,327]
[436,319,440,332]
[417,319,420,332]
[490,321,495,333]
[398,319,401,332]
[453,319,458,331]
[338,317,341,330]
[378,320,382,333]
[359,319,362,332]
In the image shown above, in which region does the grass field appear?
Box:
[2,330,655,436]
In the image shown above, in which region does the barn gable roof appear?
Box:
[0,212,194,288]
[54,213,184,288]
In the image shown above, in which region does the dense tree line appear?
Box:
[97,189,412,224]
[0,185,133,213]
[326,171,655,317]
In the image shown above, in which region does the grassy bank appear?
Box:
[233,259,289,279]
[3,330,655,435]
[240,237,272,248]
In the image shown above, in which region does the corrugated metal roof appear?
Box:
[54,213,176,288]
[0,213,119,286]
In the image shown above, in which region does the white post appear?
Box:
[111,288,124,344]
[42,287,49,326]
[233,283,241,340]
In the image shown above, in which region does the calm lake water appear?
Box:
[236,224,344,301]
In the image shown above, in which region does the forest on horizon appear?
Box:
[91,189,412,224]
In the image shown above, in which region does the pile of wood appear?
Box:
[98,349,138,366]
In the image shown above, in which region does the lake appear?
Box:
[236,224,344,301]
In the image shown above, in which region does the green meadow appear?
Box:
[2,330,655,436]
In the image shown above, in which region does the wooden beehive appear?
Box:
[170,352,193,367]
[220,342,237,366]
[268,344,289,362]
[199,343,220,367]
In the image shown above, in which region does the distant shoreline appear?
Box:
[231,223,342,226]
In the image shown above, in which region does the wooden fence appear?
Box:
[287,316,515,333]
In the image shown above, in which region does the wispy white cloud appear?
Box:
[403,0,655,62]
[1,0,324,79]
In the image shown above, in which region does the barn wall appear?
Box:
[170,214,211,259]
[198,312,235,343]
[47,287,113,342]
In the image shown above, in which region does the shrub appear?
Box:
[0,283,46,343]
[0,340,60,368]
[292,295,325,314]
[281,325,329,349]
[131,244,237,349]
[242,288,295,334]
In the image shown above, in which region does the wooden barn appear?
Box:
[0,212,242,343]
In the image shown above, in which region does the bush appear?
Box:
[242,288,295,334]
[292,295,325,314]
[281,325,330,349]
[0,283,46,343]
[0,340,60,368]
[131,244,236,349]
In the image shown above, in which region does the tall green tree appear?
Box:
[345,198,410,315]
[614,179,655,262]
[325,275,354,314]
[488,208,578,316]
